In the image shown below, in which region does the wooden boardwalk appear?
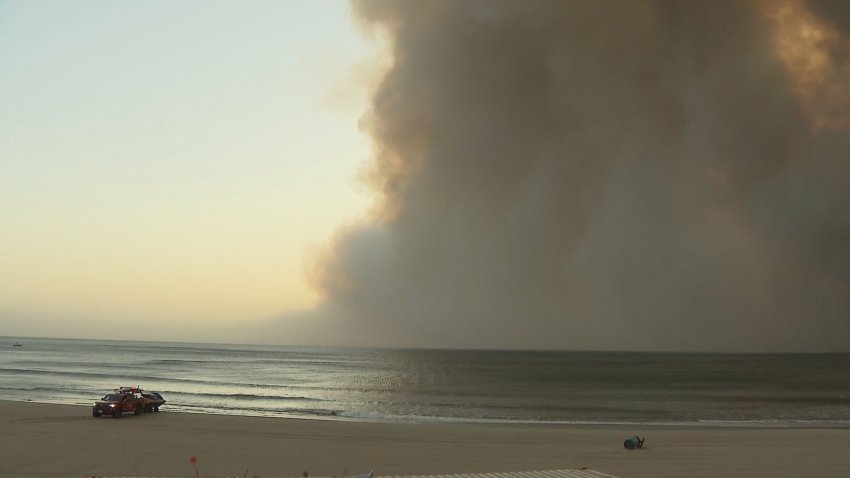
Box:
[94,468,618,478]
[376,470,617,478]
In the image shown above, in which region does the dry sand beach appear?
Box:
[1,401,848,478]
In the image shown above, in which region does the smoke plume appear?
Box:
[273,0,850,351]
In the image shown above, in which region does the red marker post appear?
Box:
[190,455,200,478]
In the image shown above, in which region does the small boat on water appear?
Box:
[12,342,22,347]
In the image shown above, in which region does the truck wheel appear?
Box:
[93,410,101,418]
[135,406,142,415]
[113,409,122,419]
[154,406,159,412]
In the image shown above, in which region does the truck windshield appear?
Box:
[102,394,122,401]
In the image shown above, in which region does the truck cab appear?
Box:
[92,390,143,418]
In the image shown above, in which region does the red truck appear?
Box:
[92,387,166,418]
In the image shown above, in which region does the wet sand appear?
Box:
[1,400,848,477]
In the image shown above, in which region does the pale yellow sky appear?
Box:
[0,0,378,337]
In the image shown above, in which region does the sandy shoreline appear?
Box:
[1,400,848,478]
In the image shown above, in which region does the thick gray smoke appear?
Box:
[264,0,850,351]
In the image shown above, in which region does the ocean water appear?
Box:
[1,336,848,427]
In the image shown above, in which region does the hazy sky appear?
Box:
[3,1,849,352]
[1,0,374,336]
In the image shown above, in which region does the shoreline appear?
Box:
[5,397,849,429]
[2,400,849,477]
